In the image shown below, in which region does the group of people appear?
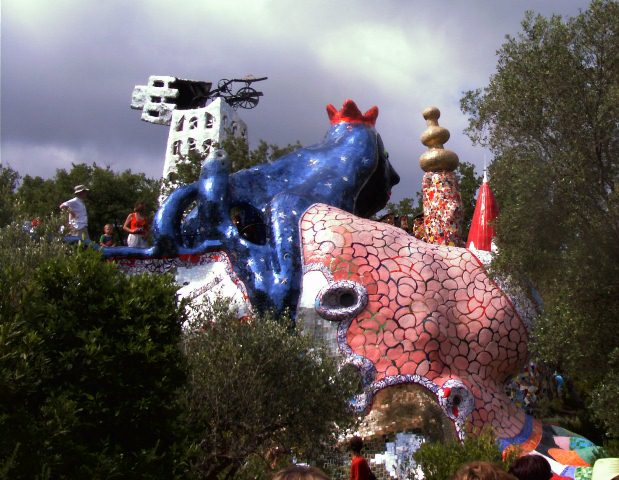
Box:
[59,184,150,248]
[270,435,618,480]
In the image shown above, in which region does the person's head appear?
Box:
[508,455,552,480]
[349,436,364,455]
[74,184,89,199]
[271,464,330,480]
[104,224,114,235]
[454,461,517,480]
[134,202,146,214]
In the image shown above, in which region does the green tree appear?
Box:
[413,428,515,480]
[165,134,302,189]
[178,300,358,479]
[16,163,160,243]
[0,224,187,478]
[385,195,422,218]
[235,137,303,171]
[455,161,483,232]
[461,0,619,439]
[0,166,20,228]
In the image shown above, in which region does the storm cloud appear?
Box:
[1,0,590,202]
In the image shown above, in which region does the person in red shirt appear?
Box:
[350,436,372,480]
[123,202,149,248]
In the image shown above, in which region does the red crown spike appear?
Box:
[326,104,339,123]
[326,99,378,126]
[364,106,379,125]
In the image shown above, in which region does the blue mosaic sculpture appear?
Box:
[104,100,400,313]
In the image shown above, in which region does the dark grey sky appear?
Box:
[1,0,590,203]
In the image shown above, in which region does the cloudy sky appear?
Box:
[2,0,590,203]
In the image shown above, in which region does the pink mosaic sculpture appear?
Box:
[115,97,595,478]
[296,105,594,478]
[301,203,528,438]
[298,203,594,477]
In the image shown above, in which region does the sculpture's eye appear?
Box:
[439,380,475,421]
[230,203,267,245]
[316,281,368,322]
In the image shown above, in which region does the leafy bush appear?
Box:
[0,166,20,228]
[0,223,187,479]
[413,428,514,480]
[178,300,358,480]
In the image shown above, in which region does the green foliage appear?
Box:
[385,196,422,218]
[0,224,187,478]
[178,300,358,480]
[589,348,619,438]
[455,161,483,232]
[16,163,160,243]
[0,166,20,228]
[171,151,205,190]
[461,0,619,439]
[221,134,303,174]
[165,133,303,192]
[413,428,511,480]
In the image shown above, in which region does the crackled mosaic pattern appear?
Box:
[422,171,464,247]
[299,203,595,476]
[300,203,528,439]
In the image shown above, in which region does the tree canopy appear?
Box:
[0,166,20,228]
[179,301,358,479]
[0,224,187,478]
[15,163,161,242]
[461,0,619,439]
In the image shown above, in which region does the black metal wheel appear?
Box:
[217,79,232,95]
[234,87,260,109]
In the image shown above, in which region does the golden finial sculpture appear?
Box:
[419,107,459,172]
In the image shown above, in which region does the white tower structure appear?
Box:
[163,97,246,181]
[130,75,247,184]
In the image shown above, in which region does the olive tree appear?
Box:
[179,300,358,479]
[461,0,619,439]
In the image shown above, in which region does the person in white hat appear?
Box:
[592,458,619,480]
[59,185,90,240]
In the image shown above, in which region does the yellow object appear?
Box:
[419,107,459,172]
[592,458,619,480]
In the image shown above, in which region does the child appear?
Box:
[350,436,375,480]
[99,223,116,247]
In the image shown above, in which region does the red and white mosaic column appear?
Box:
[418,107,464,247]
